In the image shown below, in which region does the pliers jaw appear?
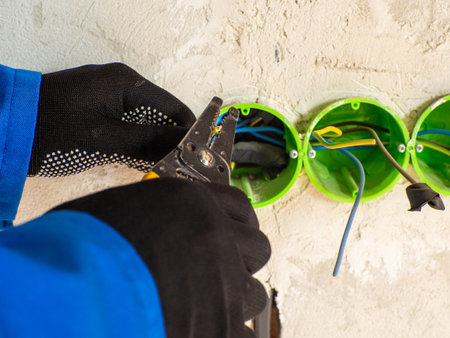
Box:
[144,97,239,185]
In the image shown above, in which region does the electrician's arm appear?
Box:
[0,63,195,226]
[54,178,271,338]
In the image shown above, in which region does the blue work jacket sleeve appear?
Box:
[0,210,166,338]
[0,65,41,227]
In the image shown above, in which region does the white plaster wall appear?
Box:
[2,0,449,336]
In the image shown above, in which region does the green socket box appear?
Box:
[410,95,450,196]
[303,98,410,202]
[220,103,302,208]
[222,97,448,207]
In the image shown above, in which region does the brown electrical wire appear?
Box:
[346,127,417,184]
[417,137,450,151]
[340,127,382,136]
[311,121,415,182]
[331,121,390,134]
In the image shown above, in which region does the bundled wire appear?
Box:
[214,110,286,148]
[417,129,450,137]
[313,124,415,184]
[312,130,365,277]
[235,126,285,147]
[313,145,379,151]
[310,124,390,149]
[418,140,450,156]
[312,137,382,149]
[415,129,450,157]
[311,122,445,273]
[312,122,444,212]
[417,138,450,151]
[348,127,416,184]
[235,127,284,135]
[331,121,390,134]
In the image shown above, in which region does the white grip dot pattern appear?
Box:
[121,106,177,126]
[37,149,155,177]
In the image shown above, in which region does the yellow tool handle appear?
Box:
[142,171,160,181]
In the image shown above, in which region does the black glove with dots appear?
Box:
[28,63,195,176]
[53,178,271,338]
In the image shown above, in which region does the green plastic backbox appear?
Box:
[221,103,302,208]
[303,98,410,202]
[410,95,450,196]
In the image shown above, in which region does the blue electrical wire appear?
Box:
[211,128,285,148]
[237,119,250,128]
[417,129,450,137]
[312,133,365,276]
[248,132,285,147]
[212,114,286,148]
[237,116,264,128]
[332,148,365,276]
[236,127,285,135]
[234,126,286,147]
[215,112,227,126]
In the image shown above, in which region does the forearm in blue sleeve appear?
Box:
[0,210,166,338]
[0,65,41,227]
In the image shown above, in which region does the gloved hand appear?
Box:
[28,63,195,176]
[52,178,271,338]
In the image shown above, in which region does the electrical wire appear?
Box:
[234,126,286,147]
[340,127,386,136]
[314,126,414,183]
[311,133,377,148]
[248,132,285,147]
[249,117,263,127]
[312,124,445,274]
[313,125,392,148]
[418,129,450,137]
[237,119,250,128]
[312,145,379,151]
[236,127,285,135]
[339,127,417,184]
[215,112,227,126]
[333,148,364,276]
[210,111,231,145]
[419,141,450,157]
[214,111,287,148]
[417,137,450,151]
[314,126,343,137]
[330,121,390,134]
[312,131,365,276]
[238,116,264,128]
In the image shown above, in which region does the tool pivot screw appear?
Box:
[198,150,215,167]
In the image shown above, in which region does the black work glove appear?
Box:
[52,178,271,338]
[28,63,195,176]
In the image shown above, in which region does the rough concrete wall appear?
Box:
[2,0,449,336]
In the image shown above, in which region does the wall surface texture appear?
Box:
[2,0,449,337]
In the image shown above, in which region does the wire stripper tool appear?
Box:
[142,96,239,184]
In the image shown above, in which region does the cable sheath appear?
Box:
[416,137,450,151]
[418,129,450,137]
[311,131,365,276]
[333,148,365,276]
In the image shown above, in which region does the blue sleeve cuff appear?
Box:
[0,65,41,226]
[0,210,166,337]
